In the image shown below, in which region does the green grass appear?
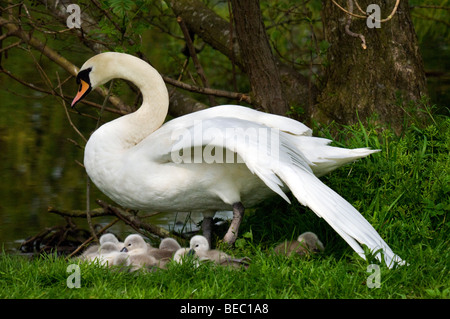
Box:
[0,107,448,299]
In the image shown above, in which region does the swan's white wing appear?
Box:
[163,104,313,136]
[156,117,403,268]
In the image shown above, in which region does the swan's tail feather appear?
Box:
[270,135,405,268]
[276,162,405,268]
[293,136,380,177]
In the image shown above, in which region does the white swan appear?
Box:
[71,52,404,268]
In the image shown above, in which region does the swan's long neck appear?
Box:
[95,53,169,148]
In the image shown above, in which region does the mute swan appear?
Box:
[71,52,404,268]
[274,232,325,257]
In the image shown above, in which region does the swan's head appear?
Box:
[121,234,147,253]
[297,232,325,253]
[71,52,142,107]
[189,235,210,252]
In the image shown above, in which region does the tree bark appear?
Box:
[230,0,289,115]
[168,0,318,118]
[316,0,427,131]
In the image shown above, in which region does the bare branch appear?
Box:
[177,16,216,106]
[162,74,251,104]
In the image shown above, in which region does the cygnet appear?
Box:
[274,231,325,257]
[99,233,124,251]
[184,235,250,268]
[120,234,162,270]
[159,237,182,252]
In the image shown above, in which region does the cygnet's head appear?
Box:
[99,233,119,245]
[121,234,147,253]
[189,235,210,252]
[99,242,119,254]
[297,232,325,253]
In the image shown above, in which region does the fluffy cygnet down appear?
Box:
[174,235,250,268]
[89,242,122,266]
[274,231,325,257]
[79,233,123,263]
[99,233,124,251]
[120,234,166,270]
[159,237,182,252]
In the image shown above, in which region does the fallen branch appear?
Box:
[95,200,185,243]
[67,218,120,259]
[47,207,110,218]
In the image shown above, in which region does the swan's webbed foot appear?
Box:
[223,202,245,245]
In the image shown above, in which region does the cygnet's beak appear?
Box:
[120,247,128,253]
[187,249,196,256]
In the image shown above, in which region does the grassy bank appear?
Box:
[0,108,448,299]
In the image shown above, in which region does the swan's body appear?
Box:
[72,52,404,268]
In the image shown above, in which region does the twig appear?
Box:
[177,16,215,106]
[0,68,125,115]
[85,176,97,243]
[162,74,251,104]
[96,200,184,243]
[227,0,238,94]
[331,0,401,22]
[96,79,115,130]
[48,207,109,218]
[0,16,131,112]
[0,39,21,53]
[344,0,366,50]
[331,0,366,18]
[410,5,450,11]
[66,218,120,259]
[353,0,366,15]
[56,71,87,143]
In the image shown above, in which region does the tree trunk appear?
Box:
[316,0,427,131]
[230,0,289,115]
[168,0,317,118]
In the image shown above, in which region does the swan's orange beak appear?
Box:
[71,79,91,107]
